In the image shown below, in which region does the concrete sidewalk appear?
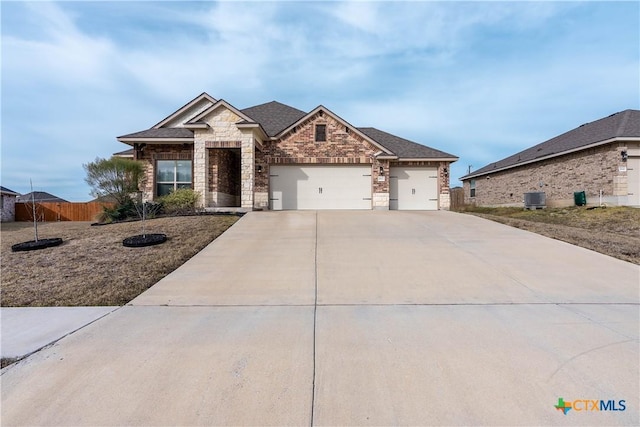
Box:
[1,211,638,426]
[1,307,119,359]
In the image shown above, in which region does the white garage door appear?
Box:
[270,165,372,210]
[389,166,438,210]
[628,157,639,206]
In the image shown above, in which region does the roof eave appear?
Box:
[183,123,208,129]
[460,136,638,181]
[396,157,459,162]
[190,99,256,124]
[236,122,268,141]
[117,137,194,145]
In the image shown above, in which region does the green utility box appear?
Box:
[574,191,587,206]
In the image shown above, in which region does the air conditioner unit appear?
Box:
[524,192,546,209]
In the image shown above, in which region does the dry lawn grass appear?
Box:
[459,206,640,264]
[1,215,239,307]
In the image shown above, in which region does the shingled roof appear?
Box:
[115,95,458,160]
[241,101,307,137]
[462,109,640,180]
[358,127,458,159]
[0,186,19,196]
[117,128,194,140]
[17,191,68,203]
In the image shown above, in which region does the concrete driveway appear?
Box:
[1,211,638,426]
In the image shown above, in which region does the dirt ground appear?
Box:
[1,215,239,307]
[2,207,637,307]
[459,206,640,265]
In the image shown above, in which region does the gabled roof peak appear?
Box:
[152,92,217,129]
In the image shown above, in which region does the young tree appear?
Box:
[84,157,146,206]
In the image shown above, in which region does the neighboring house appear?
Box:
[116,92,458,210]
[1,186,20,222]
[113,148,134,158]
[16,192,69,204]
[460,110,640,207]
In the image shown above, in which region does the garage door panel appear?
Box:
[390,166,438,210]
[270,166,372,210]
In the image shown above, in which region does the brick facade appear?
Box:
[463,142,631,207]
[265,112,378,164]
[135,144,194,201]
[209,149,241,207]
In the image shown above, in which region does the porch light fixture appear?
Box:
[621,150,628,162]
[257,165,263,173]
[379,166,384,175]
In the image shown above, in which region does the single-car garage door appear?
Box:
[270,165,372,210]
[389,166,438,210]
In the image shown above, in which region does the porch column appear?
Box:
[373,160,390,210]
[240,136,254,209]
[193,140,209,208]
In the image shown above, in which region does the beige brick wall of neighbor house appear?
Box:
[1,194,16,222]
[463,143,629,207]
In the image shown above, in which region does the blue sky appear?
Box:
[2,0,638,201]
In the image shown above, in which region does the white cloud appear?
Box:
[3,2,117,89]
[1,0,637,197]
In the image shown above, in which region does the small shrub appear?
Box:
[101,197,137,222]
[94,210,112,224]
[159,189,201,215]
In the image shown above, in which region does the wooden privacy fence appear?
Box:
[449,187,465,211]
[15,202,115,222]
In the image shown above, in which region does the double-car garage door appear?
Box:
[270,166,372,210]
[269,165,438,210]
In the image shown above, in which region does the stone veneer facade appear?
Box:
[463,142,634,207]
[192,108,259,209]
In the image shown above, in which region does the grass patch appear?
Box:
[1,215,239,307]
[1,357,23,369]
[458,206,640,264]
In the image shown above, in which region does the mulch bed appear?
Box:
[11,238,63,252]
